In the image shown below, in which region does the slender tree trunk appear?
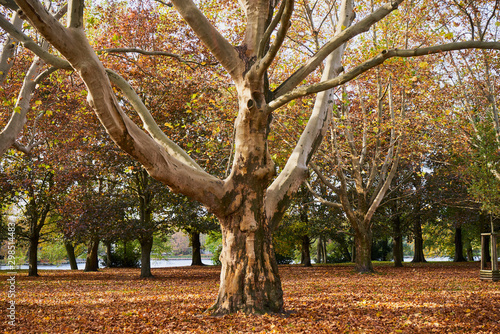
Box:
[351,235,356,263]
[191,231,204,266]
[104,241,112,268]
[453,226,467,262]
[28,234,39,277]
[84,238,99,272]
[392,215,403,267]
[354,226,374,273]
[140,234,154,278]
[64,241,78,270]
[317,236,323,264]
[301,235,311,267]
[412,218,427,263]
[210,209,283,315]
[466,244,474,262]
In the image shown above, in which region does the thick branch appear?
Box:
[0,12,21,85]
[106,69,204,172]
[0,55,45,156]
[0,0,18,10]
[256,0,294,78]
[0,13,71,69]
[257,0,287,59]
[14,0,71,54]
[68,0,84,28]
[170,0,242,80]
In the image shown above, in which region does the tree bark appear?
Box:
[412,217,426,263]
[28,234,39,277]
[301,235,312,267]
[140,234,154,277]
[453,226,467,262]
[84,238,99,272]
[190,231,204,266]
[354,227,373,273]
[392,214,404,267]
[64,240,78,270]
[210,210,283,315]
[104,240,112,268]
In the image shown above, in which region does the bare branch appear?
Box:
[273,0,403,98]
[305,180,343,209]
[258,0,287,59]
[268,41,500,111]
[256,0,294,77]
[100,47,214,66]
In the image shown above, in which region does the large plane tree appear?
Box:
[2,0,499,315]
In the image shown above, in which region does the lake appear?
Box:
[0,258,214,271]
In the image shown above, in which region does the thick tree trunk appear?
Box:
[301,235,311,267]
[84,238,99,272]
[412,218,427,263]
[140,235,154,278]
[64,241,79,270]
[354,227,373,273]
[453,226,467,262]
[28,235,39,277]
[190,231,204,266]
[210,211,283,315]
[392,215,404,267]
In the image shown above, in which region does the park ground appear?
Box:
[1,262,499,333]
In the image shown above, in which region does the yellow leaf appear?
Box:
[186,109,192,113]
[419,61,428,69]
[165,122,173,129]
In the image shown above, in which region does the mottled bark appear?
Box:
[211,207,283,315]
[64,241,78,270]
[84,238,99,272]
[190,231,204,266]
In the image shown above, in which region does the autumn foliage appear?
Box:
[1,262,499,333]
